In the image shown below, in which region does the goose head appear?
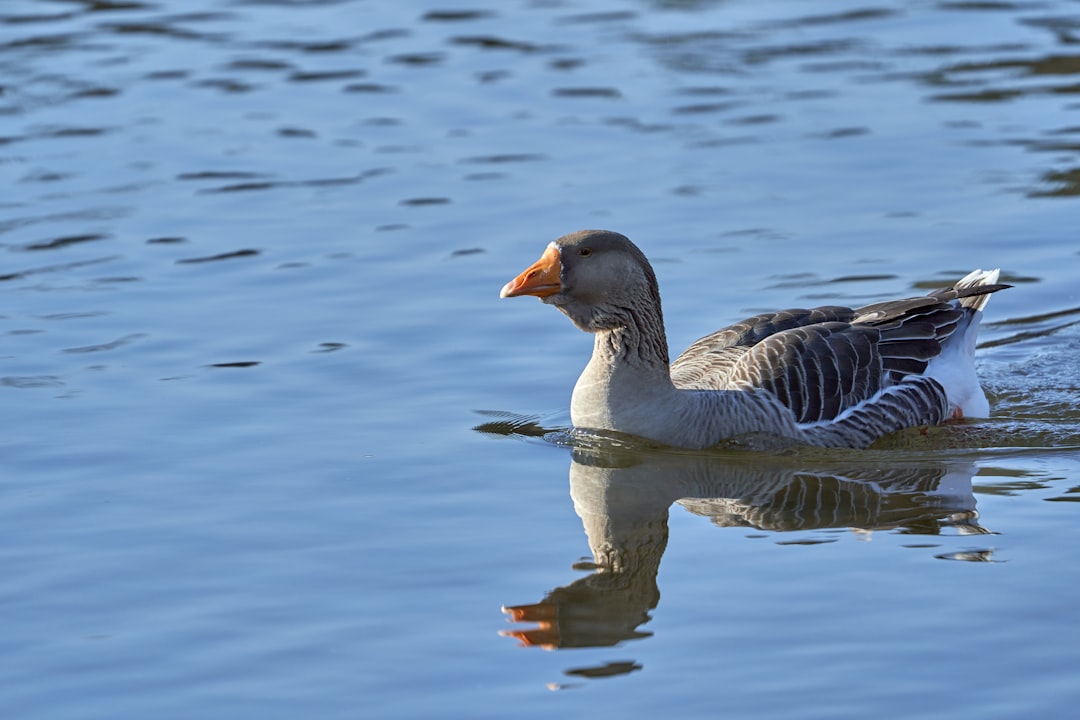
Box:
[500,230,664,334]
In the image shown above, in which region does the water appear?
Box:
[2,0,1079,718]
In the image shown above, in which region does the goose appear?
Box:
[499,230,1009,449]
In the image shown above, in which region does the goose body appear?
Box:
[500,230,1008,449]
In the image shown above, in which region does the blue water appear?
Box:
[2,1,1079,718]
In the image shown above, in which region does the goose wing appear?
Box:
[671,293,991,426]
[670,306,856,389]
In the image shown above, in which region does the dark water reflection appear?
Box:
[500,443,987,670]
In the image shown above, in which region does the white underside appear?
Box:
[924,308,990,417]
[924,267,999,418]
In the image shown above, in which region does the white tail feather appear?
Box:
[924,268,1000,418]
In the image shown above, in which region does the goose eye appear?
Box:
[579,248,592,257]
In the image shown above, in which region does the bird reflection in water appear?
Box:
[497,439,990,680]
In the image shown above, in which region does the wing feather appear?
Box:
[669,276,1008,427]
[664,273,1009,444]
[725,322,885,424]
[671,307,855,389]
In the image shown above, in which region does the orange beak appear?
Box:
[499,245,562,298]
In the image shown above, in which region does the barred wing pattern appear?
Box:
[670,307,858,391]
[670,279,1007,432]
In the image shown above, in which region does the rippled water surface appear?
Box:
[3,1,1079,718]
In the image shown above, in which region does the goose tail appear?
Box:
[924,268,1005,419]
[951,268,1003,311]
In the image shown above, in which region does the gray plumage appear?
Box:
[501,230,1009,449]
